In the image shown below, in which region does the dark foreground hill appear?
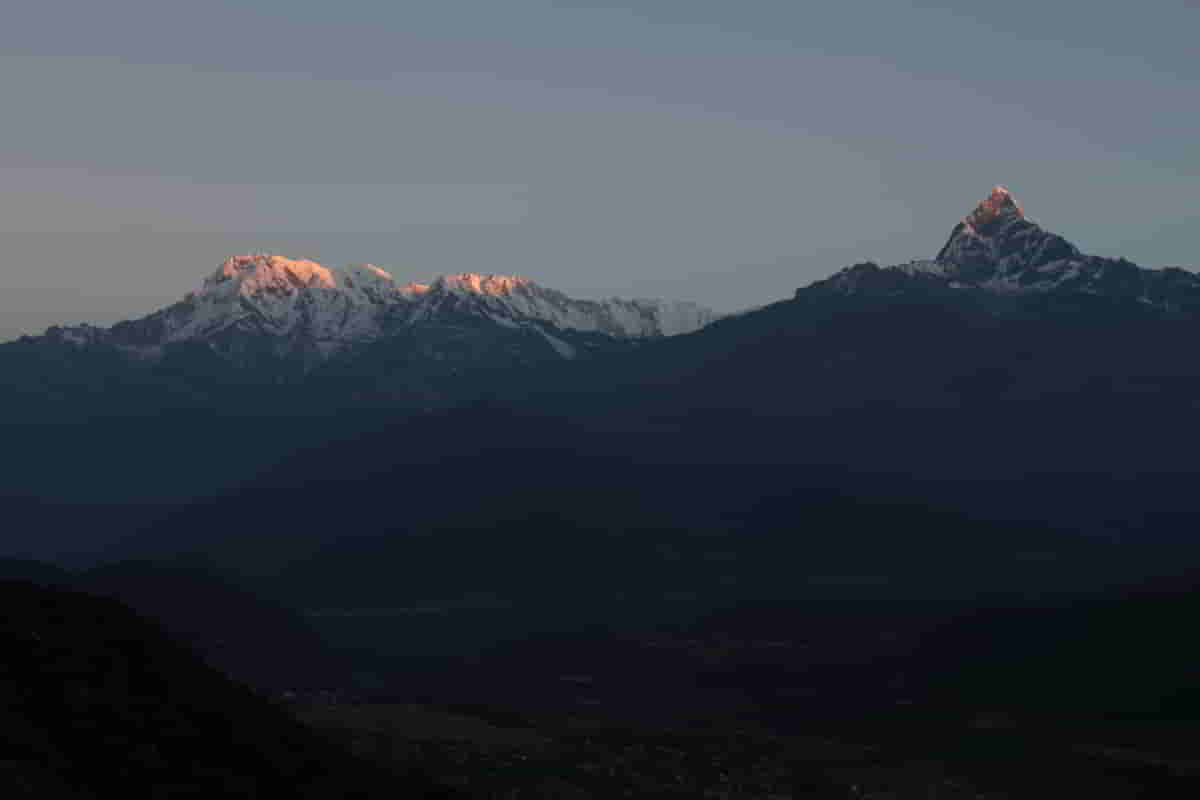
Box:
[0,579,455,798]
[0,557,352,693]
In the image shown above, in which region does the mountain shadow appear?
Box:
[0,579,457,798]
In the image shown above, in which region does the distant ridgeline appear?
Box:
[0,255,716,419]
[5,187,1200,578]
[2,186,1198,422]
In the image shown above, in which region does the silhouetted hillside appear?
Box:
[0,557,71,586]
[915,580,1200,718]
[78,562,351,690]
[0,580,455,798]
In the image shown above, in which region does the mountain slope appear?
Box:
[37,254,717,365]
[0,579,454,798]
[78,562,351,691]
[0,256,710,419]
[812,186,1200,307]
[0,255,718,416]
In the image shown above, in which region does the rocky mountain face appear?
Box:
[38,255,718,366]
[808,186,1200,310]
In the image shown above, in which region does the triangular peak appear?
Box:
[965,185,1025,232]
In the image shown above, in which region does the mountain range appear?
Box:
[8,186,1200,799]
[12,186,1198,392]
[5,185,1200,535]
[36,255,718,365]
[0,254,720,419]
[49,187,1200,607]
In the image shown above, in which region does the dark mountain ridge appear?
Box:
[0,578,453,798]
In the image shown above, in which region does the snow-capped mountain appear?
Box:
[808,187,1200,310]
[42,254,718,363]
[409,273,717,338]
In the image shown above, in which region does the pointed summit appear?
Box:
[965,186,1025,234]
[986,185,1017,204]
[935,186,1079,282]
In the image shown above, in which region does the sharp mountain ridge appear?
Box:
[807,186,1199,309]
[35,254,719,364]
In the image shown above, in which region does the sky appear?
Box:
[1,0,1197,339]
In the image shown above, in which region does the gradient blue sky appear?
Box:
[2,0,1196,338]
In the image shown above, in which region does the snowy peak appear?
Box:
[964,186,1024,234]
[431,273,536,296]
[408,270,719,339]
[204,254,339,292]
[934,187,1080,284]
[807,186,1200,310]
[47,254,718,363]
[202,254,400,302]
